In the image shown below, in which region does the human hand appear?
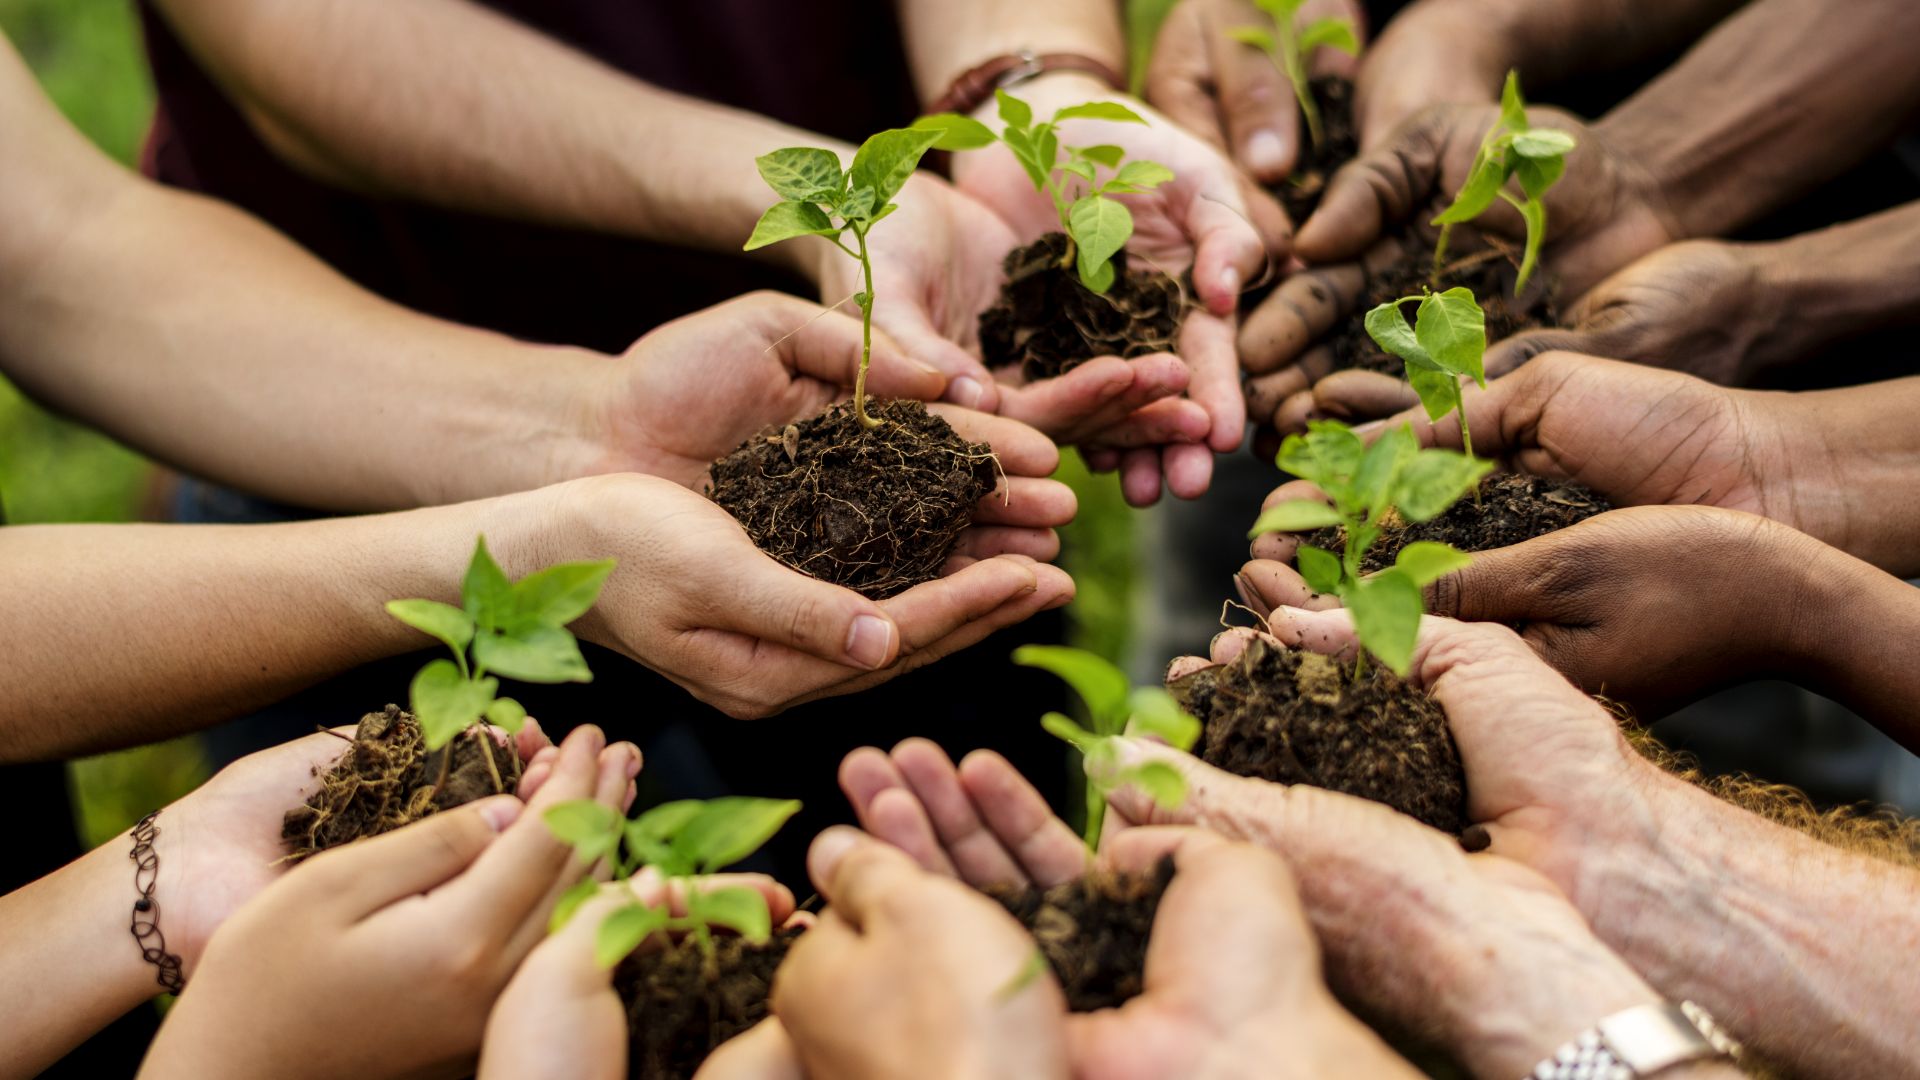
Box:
[140,724,639,1080]
[1145,0,1367,183]
[522,473,1072,719]
[1352,0,1511,144]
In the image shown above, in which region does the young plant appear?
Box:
[544,796,802,968]
[1363,286,1487,458]
[1012,645,1199,850]
[1248,421,1491,677]
[743,128,942,429]
[1228,0,1360,153]
[385,537,614,790]
[914,92,1175,295]
[1429,71,1576,294]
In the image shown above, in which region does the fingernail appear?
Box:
[620,744,643,779]
[1219,266,1242,298]
[950,375,986,410]
[845,614,894,670]
[1108,736,1147,766]
[1245,130,1286,175]
[809,825,861,877]
[480,797,523,832]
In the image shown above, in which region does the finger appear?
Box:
[1480,326,1599,380]
[769,297,950,404]
[1188,190,1268,316]
[1180,310,1247,453]
[957,749,1090,888]
[1274,386,1326,433]
[1423,538,1549,624]
[863,786,959,877]
[1240,264,1365,375]
[1074,395,1212,450]
[993,356,1175,443]
[1145,835,1315,1004]
[1097,823,1223,874]
[966,476,1077,528]
[713,547,903,671]
[930,405,1060,478]
[949,524,1061,563]
[513,718,551,765]
[805,826,930,930]
[890,738,1029,887]
[1248,478,1327,561]
[1239,558,1343,611]
[1295,113,1443,264]
[1082,447,1122,472]
[1100,738,1271,834]
[866,301,999,412]
[1120,447,1164,507]
[693,1018,804,1080]
[303,795,522,920]
[1162,442,1216,501]
[1310,369,1420,421]
[1246,345,1337,426]
[626,869,798,927]
[1165,655,1214,682]
[1207,626,1272,667]
[1212,17,1299,182]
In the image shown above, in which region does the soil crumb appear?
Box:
[1305,473,1611,573]
[1332,238,1559,376]
[620,929,798,1080]
[980,232,1185,381]
[709,398,994,599]
[1276,75,1358,223]
[988,857,1173,1012]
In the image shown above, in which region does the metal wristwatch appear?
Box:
[1528,1001,1743,1079]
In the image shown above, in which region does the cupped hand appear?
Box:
[539,473,1073,719]
[141,724,639,1080]
[1351,0,1510,145]
[1145,0,1367,182]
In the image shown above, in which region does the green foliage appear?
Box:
[1364,287,1488,457]
[1013,646,1199,849]
[1429,71,1575,294]
[385,537,614,750]
[543,795,801,967]
[1248,422,1489,676]
[1229,0,1360,152]
[1125,0,1182,96]
[914,93,1175,295]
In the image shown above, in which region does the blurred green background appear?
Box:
[1,0,1141,847]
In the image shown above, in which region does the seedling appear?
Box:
[744,128,942,429]
[1364,287,1487,458]
[1430,71,1575,294]
[1228,0,1360,152]
[1013,645,1199,849]
[914,92,1175,295]
[544,796,802,969]
[1248,422,1490,677]
[385,537,613,791]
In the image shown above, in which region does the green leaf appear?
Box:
[595,903,667,968]
[1348,570,1423,677]
[744,201,840,251]
[1394,541,1473,587]
[1081,257,1116,294]
[1510,129,1575,160]
[1248,498,1342,536]
[1413,288,1487,383]
[1078,144,1125,168]
[486,696,527,733]
[549,879,600,932]
[411,660,496,749]
[1125,688,1201,749]
[385,599,474,657]
[1512,152,1565,202]
[511,558,615,627]
[1053,101,1148,125]
[1431,155,1508,226]
[1060,159,1097,186]
[848,128,940,207]
[996,88,1033,130]
[1255,0,1309,21]
[1407,364,1463,423]
[754,148,843,201]
[1013,645,1130,727]
[1353,423,1417,516]
[462,536,513,629]
[838,185,877,223]
[628,799,705,843]
[1514,195,1548,294]
[475,625,592,684]
[1275,421,1365,505]
[1296,543,1344,594]
[676,797,803,873]
[1109,160,1174,190]
[910,113,998,151]
[1069,194,1133,294]
[1298,17,1360,55]
[1041,712,1098,753]
[1498,69,1528,132]
[1001,126,1051,192]
[1080,736,1121,784]
[1363,300,1429,367]
[1117,761,1188,809]
[1226,25,1277,52]
[694,886,773,944]
[544,799,622,862]
[1394,451,1495,522]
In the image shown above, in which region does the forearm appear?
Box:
[1787,551,1920,752]
[1385,0,1746,93]
[897,0,1125,104]
[0,493,545,761]
[150,0,835,276]
[1748,201,1920,367]
[0,839,160,1080]
[1578,767,1920,1078]
[1597,0,1920,241]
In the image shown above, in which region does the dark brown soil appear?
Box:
[1170,639,1466,834]
[988,857,1173,1012]
[1276,75,1358,224]
[619,929,799,1080]
[281,704,519,862]
[1331,239,1559,376]
[1304,473,1611,574]
[979,232,1185,381]
[709,398,995,600]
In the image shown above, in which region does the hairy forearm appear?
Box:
[1579,767,1920,1078]
[1597,0,1920,241]
[0,496,541,761]
[897,0,1125,104]
[1751,201,1920,365]
[150,0,834,275]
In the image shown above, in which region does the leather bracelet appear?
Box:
[925,49,1125,116]
[130,809,186,994]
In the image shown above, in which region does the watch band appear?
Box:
[1529,1002,1742,1080]
[925,49,1125,116]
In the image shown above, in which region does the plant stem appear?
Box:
[473,726,504,794]
[1431,223,1453,287]
[850,225,881,430]
[1081,775,1106,851]
[1283,36,1325,151]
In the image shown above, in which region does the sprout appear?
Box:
[1430,71,1575,294]
[1228,0,1360,152]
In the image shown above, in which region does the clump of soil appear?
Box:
[989,857,1172,1011]
[1276,76,1358,223]
[619,930,799,1080]
[979,232,1185,381]
[281,704,519,862]
[1331,239,1559,376]
[1304,473,1611,574]
[1170,640,1466,834]
[709,398,995,600]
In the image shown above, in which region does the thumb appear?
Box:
[693,1018,803,1080]
[1187,190,1268,316]
[300,795,522,918]
[1310,369,1419,421]
[1212,25,1298,183]
[1102,738,1263,833]
[1481,326,1601,380]
[720,550,901,671]
[1295,111,1445,263]
[784,304,948,404]
[869,300,1000,413]
[1424,539,1551,624]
